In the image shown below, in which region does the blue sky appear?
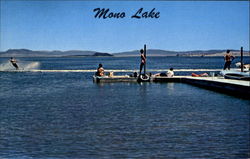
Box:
[0,1,249,53]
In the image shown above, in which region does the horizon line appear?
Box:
[1,48,249,53]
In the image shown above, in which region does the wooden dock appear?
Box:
[180,76,250,98]
[93,76,250,98]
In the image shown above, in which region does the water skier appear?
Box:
[10,57,19,70]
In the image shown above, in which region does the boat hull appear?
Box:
[93,76,138,83]
[224,74,250,81]
[220,70,250,81]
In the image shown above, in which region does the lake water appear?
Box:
[0,56,249,158]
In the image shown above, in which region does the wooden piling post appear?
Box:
[241,47,243,72]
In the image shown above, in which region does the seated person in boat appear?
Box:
[96,63,104,76]
[154,68,174,77]
[191,73,209,77]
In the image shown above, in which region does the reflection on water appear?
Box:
[167,82,175,91]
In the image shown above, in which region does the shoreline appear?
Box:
[1,55,249,58]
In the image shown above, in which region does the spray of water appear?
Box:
[0,62,12,71]
[0,61,40,71]
[23,62,40,70]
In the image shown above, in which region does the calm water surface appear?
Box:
[0,57,249,158]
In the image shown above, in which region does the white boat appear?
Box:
[220,69,250,81]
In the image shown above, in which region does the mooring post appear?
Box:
[144,44,146,75]
[241,47,243,72]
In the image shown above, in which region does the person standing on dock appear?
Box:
[10,57,19,70]
[223,50,235,70]
[139,49,146,75]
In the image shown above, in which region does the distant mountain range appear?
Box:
[0,49,249,57]
[114,49,250,57]
[0,49,113,57]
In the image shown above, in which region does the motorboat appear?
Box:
[220,69,250,81]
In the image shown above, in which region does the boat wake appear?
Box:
[0,61,40,71]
